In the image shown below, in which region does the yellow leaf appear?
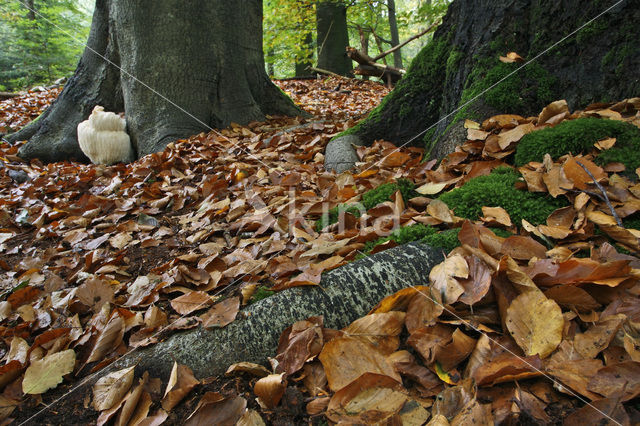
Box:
[416,181,447,195]
[93,366,135,411]
[22,349,76,394]
[506,292,563,358]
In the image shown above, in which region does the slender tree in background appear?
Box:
[316,0,353,76]
[7,0,302,163]
[387,0,402,68]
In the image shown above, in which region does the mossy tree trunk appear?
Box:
[346,0,640,160]
[7,0,302,163]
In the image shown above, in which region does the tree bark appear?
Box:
[387,0,403,69]
[343,0,640,162]
[316,0,353,77]
[7,0,302,163]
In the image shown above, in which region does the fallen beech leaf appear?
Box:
[382,151,411,167]
[226,362,270,378]
[76,277,114,311]
[499,51,524,63]
[563,156,606,190]
[369,286,431,313]
[564,397,630,426]
[93,366,135,411]
[427,199,455,223]
[534,258,631,286]
[275,316,324,375]
[136,409,168,426]
[574,314,625,359]
[87,312,125,363]
[594,137,616,150]
[429,254,468,304]
[22,349,75,394]
[344,311,405,355]
[200,296,239,328]
[115,372,150,426]
[162,362,200,411]
[481,206,512,227]
[497,123,535,149]
[405,288,443,333]
[457,255,492,305]
[506,291,563,358]
[319,336,401,392]
[543,285,601,312]
[326,373,407,424]
[186,393,247,426]
[588,361,640,401]
[538,100,569,125]
[236,409,266,426]
[501,235,547,260]
[416,181,447,195]
[170,291,212,315]
[254,374,286,409]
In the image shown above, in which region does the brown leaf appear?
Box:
[563,156,606,190]
[326,373,407,424]
[275,316,324,376]
[344,311,405,356]
[254,374,286,409]
[405,288,444,333]
[170,291,212,315]
[185,393,247,426]
[87,312,125,363]
[588,361,640,401]
[538,100,569,125]
[76,277,114,311]
[574,314,625,359]
[161,362,200,411]
[318,336,401,392]
[500,236,547,260]
[429,254,468,304]
[457,256,492,305]
[200,296,239,328]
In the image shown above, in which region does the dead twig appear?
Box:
[575,159,622,226]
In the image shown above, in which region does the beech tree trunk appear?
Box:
[7,0,302,163]
[316,0,353,77]
[344,0,640,161]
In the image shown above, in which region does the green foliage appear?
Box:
[316,178,417,231]
[438,167,567,225]
[249,286,275,304]
[0,0,90,90]
[514,118,640,173]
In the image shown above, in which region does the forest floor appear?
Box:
[0,78,639,425]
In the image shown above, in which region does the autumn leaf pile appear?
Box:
[0,78,640,424]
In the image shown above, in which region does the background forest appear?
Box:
[0,0,450,91]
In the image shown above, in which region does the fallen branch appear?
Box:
[0,92,18,100]
[575,159,622,226]
[310,66,345,79]
[372,20,441,62]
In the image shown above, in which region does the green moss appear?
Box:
[460,59,557,114]
[446,49,464,80]
[576,20,608,45]
[249,286,275,304]
[515,118,640,173]
[423,228,461,252]
[316,179,418,231]
[438,167,567,225]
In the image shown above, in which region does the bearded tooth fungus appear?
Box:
[77,106,135,165]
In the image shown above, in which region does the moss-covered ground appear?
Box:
[438,167,567,225]
[515,117,640,173]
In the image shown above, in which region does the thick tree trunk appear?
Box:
[7,0,302,163]
[295,32,314,77]
[387,0,403,69]
[316,0,353,77]
[343,0,640,161]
